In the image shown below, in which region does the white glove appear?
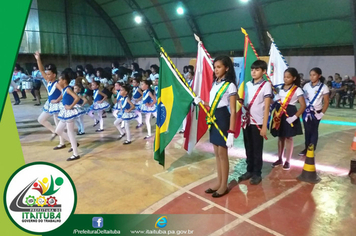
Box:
[193,96,202,105]
[286,115,297,124]
[314,112,324,120]
[226,133,234,148]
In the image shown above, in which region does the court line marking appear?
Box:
[152,173,285,236]
[202,205,214,211]
[143,158,238,214]
[141,173,216,214]
[208,183,303,236]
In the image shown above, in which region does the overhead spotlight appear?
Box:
[134,16,142,24]
[240,0,249,2]
[177,7,184,15]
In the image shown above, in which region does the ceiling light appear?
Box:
[177,7,184,15]
[134,16,142,24]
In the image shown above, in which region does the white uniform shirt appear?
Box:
[69,79,76,87]
[209,81,237,109]
[277,85,304,106]
[303,81,329,111]
[131,71,138,78]
[149,73,159,81]
[86,74,95,83]
[245,79,272,125]
[100,78,109,87]
[32,70,42,80]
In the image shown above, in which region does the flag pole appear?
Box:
[266,31,274,43]
[194,34,214,64]
[153,38,227,141]
[241,28,277,94]
[266,31,289,67]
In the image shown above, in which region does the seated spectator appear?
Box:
[341,75,355,108]
[330,77,343,107]
[326,76,333,90]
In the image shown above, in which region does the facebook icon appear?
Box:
[92,217,103,228]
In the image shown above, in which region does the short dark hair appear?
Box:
[76,65,84,71]
[85,64,95,75]
[112,61,119,69]
[251,60,267,71]
[92,80,100,86]
[150,64,159,73]
[132,63,139,71]
[132,77,141,84]
[76,70,84,77]
[14,63,21,71]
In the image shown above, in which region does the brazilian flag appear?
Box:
[154,54,194,166]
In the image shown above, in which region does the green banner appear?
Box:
[0,1,35,236]
[0,0,32,121]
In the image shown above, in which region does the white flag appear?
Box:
[267,43,288,86]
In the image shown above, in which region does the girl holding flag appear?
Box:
[194,55,237,198]
[299,68,329,156]
[270,68,306,170]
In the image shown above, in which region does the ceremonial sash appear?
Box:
[272,85,297,130]
[93,90,98,100]
[48,81,58,96]
[302,83,324,121]
[242,81,267,129]
[206,82,230,130]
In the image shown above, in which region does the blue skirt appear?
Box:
[210,107,230,147]
[271,104,303,138]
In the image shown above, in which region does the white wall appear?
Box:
[138,57,193,71]
[285,56,355,78]
[138,55,355,78]
[18,54,355,78]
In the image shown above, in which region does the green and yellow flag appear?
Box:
[154,53,194,167]
[241,28,269,98]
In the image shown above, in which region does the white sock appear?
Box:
[37,111,55,133]
[135,110,142,124]
[54,114,69,143]
[55,121,66,146]
[145,113,152,136]
[97,110,104,129]
[125,121,131,141]
[66,121,78,156]
[114,118,124,135]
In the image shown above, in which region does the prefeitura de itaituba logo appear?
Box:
[4,162,76,234]
[13,176,63,222]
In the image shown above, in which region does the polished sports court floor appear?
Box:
[11,89,356,235]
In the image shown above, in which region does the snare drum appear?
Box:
[22,81,33,90]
